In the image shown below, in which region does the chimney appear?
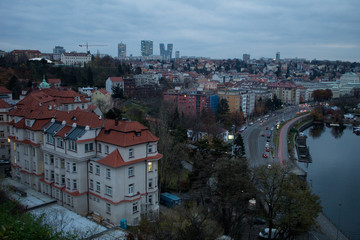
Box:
[62,120,66,125]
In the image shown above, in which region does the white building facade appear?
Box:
[8,106,161,227]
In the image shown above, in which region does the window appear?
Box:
[105,186,112,196]
[73,179,77,190]
[45,170,49,180]
[66,178,70,190]
[89,163,93,173]
[95,165,100,175]
[61,175,65,185]
[55,174,59,184]
[105,145,109,154]
[132,202,138,213]
[129,148,134,158]
[0,142,4,148]
[128,184,134,195]
[32,147,35,156]
[66,162,70,172]
[148,162,153,172]
[68,140,77,151]
[47,134,54,144]
[96,181,100,192]
[89,179,94,190]
[148,144,153,153]
[98,143,102,153]
[106,203,111,214]
[0,131,4,137]
[106,168,111,179]
[85,143,93,152]
[128,167,134,177]
[57,138,63,148]
[0,115,3,121]
[148,195,153,204]
[148,178,153,189]
[72,163,77,172]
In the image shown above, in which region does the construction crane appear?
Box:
[79,42,107,52]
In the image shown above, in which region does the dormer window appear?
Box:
[135,132,141,137]
[74,96,81,102]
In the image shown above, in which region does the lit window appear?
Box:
[148,162,153,172]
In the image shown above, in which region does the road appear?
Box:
[242,107,299,168]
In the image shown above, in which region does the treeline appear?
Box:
[0,55,135,90]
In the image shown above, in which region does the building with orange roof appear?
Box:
[105,77,124,95]
[91,88,111,114]
[7,94,161,226]
[267,81,300,105]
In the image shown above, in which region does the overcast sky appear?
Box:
[1,0,360,61]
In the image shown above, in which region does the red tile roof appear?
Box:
[97,149,162,168]
[0,86,11,94]
[109,77,124,82]
[47,78,61,84]
[96,119,159,147]
[54,110,103,128]
[0,99,11,108]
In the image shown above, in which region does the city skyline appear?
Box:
[1,0,360,62]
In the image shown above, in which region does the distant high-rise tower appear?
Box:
[175,51,180,59]
[276,52,280,61]
[159,43,173,60]
[53,46,65,54]
[243,53,250,62]
[141,40,153,57]
[118,42,126,58]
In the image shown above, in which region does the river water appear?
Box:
[299,125,360,240]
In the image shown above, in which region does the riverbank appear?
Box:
[289,121,351,240]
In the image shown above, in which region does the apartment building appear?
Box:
[217,90,255,117]
[267,81,300,105]
[163,88,219,116]
[61,52,92,67]
[0,99,11,160]
[7,90,161,226]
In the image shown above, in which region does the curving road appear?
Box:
[242,106,299,168]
